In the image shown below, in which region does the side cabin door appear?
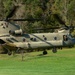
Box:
[63,35,72,46]
[63,35,68,41]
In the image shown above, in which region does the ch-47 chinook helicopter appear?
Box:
[0,18,75,56]
[0,6,75,56]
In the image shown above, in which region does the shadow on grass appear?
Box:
[23,54,50,61]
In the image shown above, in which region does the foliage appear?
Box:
[67,0,75,21]
[0,0,75,34]
[3,0,14,17]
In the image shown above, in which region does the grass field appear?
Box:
[0,48,75,75]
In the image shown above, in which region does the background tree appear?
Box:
[0,0,75,35]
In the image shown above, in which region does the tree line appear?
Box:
[0,0,75,35]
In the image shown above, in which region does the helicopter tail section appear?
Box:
[0,39,6,45]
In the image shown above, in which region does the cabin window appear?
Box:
[44,37,47,40]
[23,38,26,42]
[63,35,68,41]
[34,38,36,41]
[54,37,57,40]
[30,38,36,41]
[43,35,47,41]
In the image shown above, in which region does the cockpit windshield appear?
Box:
[68,34,74,39]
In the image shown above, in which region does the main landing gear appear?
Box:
[8,51,12,55]
[43,47,57,55]
[52,47,57,53]
[43,50,48,55]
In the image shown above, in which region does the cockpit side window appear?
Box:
[63,35,68,41]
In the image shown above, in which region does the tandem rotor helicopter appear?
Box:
[0,6,75,56]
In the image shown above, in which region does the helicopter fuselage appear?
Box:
[0,21,75,54]
[0,32,75,51]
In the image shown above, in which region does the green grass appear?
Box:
[0,48,75,75]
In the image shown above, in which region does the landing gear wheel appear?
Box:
[8,52,12,55]
[52,47,57,53]
[43,50,47,55]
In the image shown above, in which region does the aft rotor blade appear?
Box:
[7,18,42,21]
[53,14,65,25]
[6,6,19,19]
[34,27,60,30]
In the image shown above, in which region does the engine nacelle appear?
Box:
[9,29,23,35]
[15,29,23,35]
